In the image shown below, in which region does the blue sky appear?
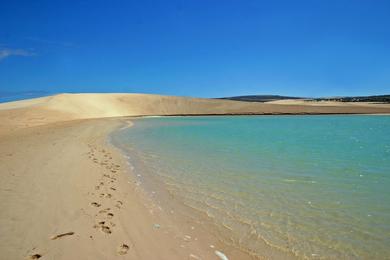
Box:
[0,0,389,98]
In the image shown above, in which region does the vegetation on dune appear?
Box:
[221,94,390,103]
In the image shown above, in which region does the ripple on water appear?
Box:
[111,115,390,259]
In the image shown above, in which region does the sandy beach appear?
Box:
[0,118,252,259]
[1,93,390,259]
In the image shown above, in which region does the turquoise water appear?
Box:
[112,116,390,259]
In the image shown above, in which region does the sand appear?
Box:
[0,118,251,259]
[0,93,389,259]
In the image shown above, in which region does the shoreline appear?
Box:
[123,113,390,121]
[110,118,258,259]
[109,120,262,259]
[101,112,390,120]
[0,118,253,259]
[108,115,390,259]
[109,117,297,260]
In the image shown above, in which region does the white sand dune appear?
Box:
[1,93,389,135]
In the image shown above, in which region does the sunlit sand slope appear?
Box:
[1,93,389,134]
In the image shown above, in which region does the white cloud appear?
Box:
[0,48,35,61]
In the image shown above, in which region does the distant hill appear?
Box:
[219,95,304,102]
[220,94,390,103]
[315,95,390,103]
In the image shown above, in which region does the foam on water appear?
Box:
[111,115,390,259]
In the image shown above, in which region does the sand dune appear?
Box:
[1,93,389,135]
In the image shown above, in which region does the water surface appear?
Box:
[112,115,390,259]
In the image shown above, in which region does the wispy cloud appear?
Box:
[0,48,35,61]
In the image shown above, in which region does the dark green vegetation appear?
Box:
[315,95,390,103]
[218,95,304,102]
[220,94,390,103]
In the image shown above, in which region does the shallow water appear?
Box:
[112,115,390,259]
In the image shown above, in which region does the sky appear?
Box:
[0,0,389,98]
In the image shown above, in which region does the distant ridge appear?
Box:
[316,95,390,103]
[218,95,304,102]
[220,94,390,103]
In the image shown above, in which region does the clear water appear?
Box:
[112,116,390,259]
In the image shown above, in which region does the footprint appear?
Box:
[117,244,130,255]
[110,187,116,191]
[29,254,42,259]
[101,225,112,234]
[91,202,101,207]
[107,213,114,218]
[93,221,103,229]
[94,221,112,234]
[105,194,112,198]
[115,201,123,209]
[51,232,75,240]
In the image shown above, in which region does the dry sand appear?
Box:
[0,93,389,259]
